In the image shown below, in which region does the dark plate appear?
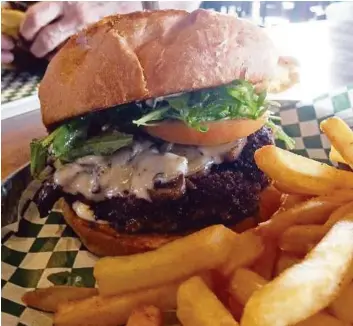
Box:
[1,163,31,230]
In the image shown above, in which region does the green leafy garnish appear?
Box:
[52,120,88,159]
[30,140,48,178]
[30,118,133,177]
[47,270,96,287]
[61,133,133,162]
[47,271,84,287]
[266,119,295,150]
[133,80,272,131]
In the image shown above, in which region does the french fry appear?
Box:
[229,269,342,326]
[320,117,353,168]
[329,283,353,323]
[231,217,257,233]
[241,218,353,326]
[274,252,301,276]
[210,270,231,307]
[274,181,311,195]
[94,225,237,296]
[278,202,353,255]
[22,286,98,313]
[257,197,341,239]
[297,312,350,326]
[54,281,179,326]
[279,194,311,211]
[251,239,278,280]
[320,190,353,203]
[228,268,267,306]
[329,145,352,168]
[278,225,325,255]
[228,297,244,322]
[320,190,353,205]
[258,185,282,222]
[325,202,353,229]
[1,8,25,39]
[220,230,264,277]
[254,145,353,195]
[177,276,238,326]
[126,305,162,326]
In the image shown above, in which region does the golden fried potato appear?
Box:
[258,185,282,222]
[126,305,162,326]
[257,196,341,239]
[210,269,232,307]
[279,194,311,211]
[274,181,309,195]
[251,239,278,280]
[228,269,342,326]
[274,252,301,276]
[1,8,25,39]
[241,218,353,326]
[320,190,353,203]
[325,202,353,229]
[94,225,237,296]
[177,276,238,326]
[220,230,264,277]
[279,225,325,255]
[321,117,353,168]
[22,286,98,313]
[255,145,353,195]
[228,297,244,322]
[278,202,353,255]
[228,268,267,306]
[297,312,350,326]
[329,145,351,168]
[329,283,353,323]
[54,281,179,326]
[231,217,257,233]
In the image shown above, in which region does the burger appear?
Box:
[31,9,296,257]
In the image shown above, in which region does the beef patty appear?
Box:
[36,127,274,234]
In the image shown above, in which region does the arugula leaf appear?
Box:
[30,139,48,178]
[60,132,133,162]
[47,271,84,287]
[30,119,133,176]
[133,80,271,131]
[133,108,169,127]
[266,119,295,150]
[52,119,88,158]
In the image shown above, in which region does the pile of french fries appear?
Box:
[22,117,353,326]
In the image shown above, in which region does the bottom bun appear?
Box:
[60,198,181,256]
[60,198,257,257]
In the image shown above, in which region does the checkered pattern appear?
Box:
[1,68,41,104]
[273,86,353,163]
[2,208,98,326]
[2,88,353,325]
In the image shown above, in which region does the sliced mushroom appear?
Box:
[149,174,186,201]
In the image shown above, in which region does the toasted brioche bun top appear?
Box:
[39,9,279,127]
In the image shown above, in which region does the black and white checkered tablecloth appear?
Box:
[1,68,42,104]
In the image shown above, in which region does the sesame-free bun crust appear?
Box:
[40,9,279,127]
[60,198,180,256]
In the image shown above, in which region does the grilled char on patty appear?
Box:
[36,127,273,234]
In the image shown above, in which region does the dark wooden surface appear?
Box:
[1,109,46,180]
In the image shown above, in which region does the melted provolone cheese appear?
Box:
[54,138,247,202]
